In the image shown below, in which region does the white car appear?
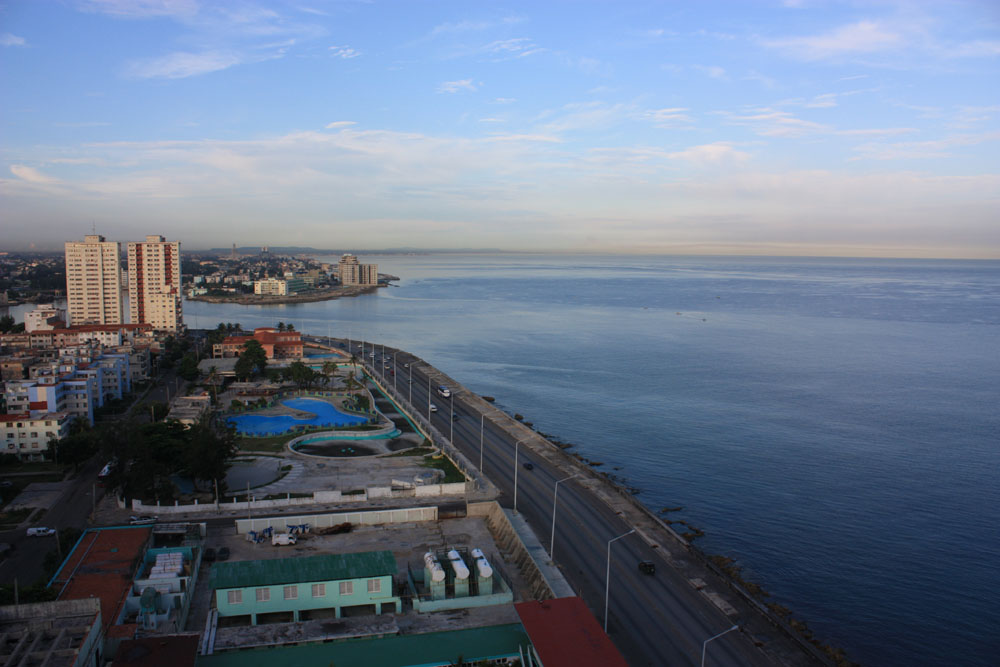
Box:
[429,403,438,413]
[437,386,451,398]
[27,527,56,537]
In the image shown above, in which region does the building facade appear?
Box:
[212,327,303,360]
[65,235,124,326]
[210,551,400,624]
[127,235,182,332]
[337,254,378,286]
[1,412,71,460]
[253,278,287,296]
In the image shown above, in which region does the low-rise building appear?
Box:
[0,411,71,460]
[213,327,302,360]
[166,392,212,426]
[253,278,287,296]
[210,551,400,625]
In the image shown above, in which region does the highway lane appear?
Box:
[347,342,773,666]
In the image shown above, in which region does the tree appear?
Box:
[181,416,238,495]
[321,361,338,385]
[234,339,267,380]
[177,353,200,381]
[286,323,295,331]
[0,315,16,334]
[285,360,316,388]
[53,419,99,469]
[277,321,286,332]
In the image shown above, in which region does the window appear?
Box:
[338,581,353,596]
[256,588,270,602]
[283,585,297,600]
[227,590,242,604]
[368,578,381,594]
[311,583,325,598]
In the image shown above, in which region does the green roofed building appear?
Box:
[210,551,400,624]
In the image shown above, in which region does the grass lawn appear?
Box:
[238,434,295,453]
[421,453,466,484]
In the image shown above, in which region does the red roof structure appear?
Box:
[114,634,200,667]
[515,597,628,667]
[55,527,152,633]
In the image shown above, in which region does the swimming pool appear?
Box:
[227,397,368,435]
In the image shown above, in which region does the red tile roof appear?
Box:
[515,597,628,667]
[114,634,200,667]
[0,413,30,422]
[56,527,152,633]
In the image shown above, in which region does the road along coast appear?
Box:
[349,338,834,667]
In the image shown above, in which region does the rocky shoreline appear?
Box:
[186,284,380,306]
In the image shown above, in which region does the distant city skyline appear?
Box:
[2,1,999,258]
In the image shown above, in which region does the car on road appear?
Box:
[639,560,656,575]
[403,363,409,368]
[27,527,56,537]
[217,547,231,561]
[129,515,155,525]
[0,481,13,488]
[451,414,460,421]
[522,461,534,470]
[437,385,451,398]
[429,403,438,412]
[369,351,375,357]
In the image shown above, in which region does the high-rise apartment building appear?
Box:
[127,235,182,332]
[337,254,379,286]
[64,235,124,326]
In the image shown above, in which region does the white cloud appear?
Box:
[494,98,516,105]
[329,45,360,59]
[325,121,357,129]
[694,65,727,80]
[644,107,693,127]
[1,33,26,47]
[721,109,829,137]
[850,131,1000,160]
[10,165,56,183]
[763,21,903,60]
[438,79,477,93]
[667,142,750,164]
[125,51,243,79]
[79,0,199,19]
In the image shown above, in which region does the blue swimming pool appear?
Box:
[227,398,368,435]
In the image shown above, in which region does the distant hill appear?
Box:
[191,247,506,256]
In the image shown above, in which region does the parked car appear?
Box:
[217,547,230,561]
[27,527,56,537]
[129,515,155,525]
[522,461,534,470]
[639,560,656,575]
[203,547,216,563]
[272,533,297,546]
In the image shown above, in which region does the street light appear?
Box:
[701,625,739,667]
[513,439,526,513]
[550,474,578,560]
[449,394,454,443]
[393,351,398,394]
[427,373,431,421]
[604,528,636,632]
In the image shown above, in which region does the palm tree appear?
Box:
[277,321,286,332]
[321,361,338,386]
[206,365,220,404]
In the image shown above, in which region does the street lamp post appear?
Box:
[393,352,398,394]
[604,528,636,632]
[427,374,431,421]
[701,625,739,667]
[513,439,525,513]
[408,376,412,405]
[449,394,454,443]
[550,474,578,560]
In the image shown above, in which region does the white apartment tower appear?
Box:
[337,254,379,286]
[64,235,124,326]
[127,235,182,332]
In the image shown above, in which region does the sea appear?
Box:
[8,254,999,665]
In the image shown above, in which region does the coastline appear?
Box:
[186,284,380,306]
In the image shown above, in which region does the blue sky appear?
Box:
[1,1,998,257]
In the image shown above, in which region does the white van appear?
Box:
[27,527,56,537]
[272,533,297,546]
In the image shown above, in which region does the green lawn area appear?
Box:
[421,452,466,484]
[237,434,295,453]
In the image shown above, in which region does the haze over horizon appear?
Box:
[2,1,999,259]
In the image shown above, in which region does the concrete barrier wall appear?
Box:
[235,506,437,534]
[468,501,559,601]
[130,481,469,515]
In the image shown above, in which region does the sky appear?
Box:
[1,1,999,258]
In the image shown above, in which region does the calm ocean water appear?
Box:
[13,254,999,664]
